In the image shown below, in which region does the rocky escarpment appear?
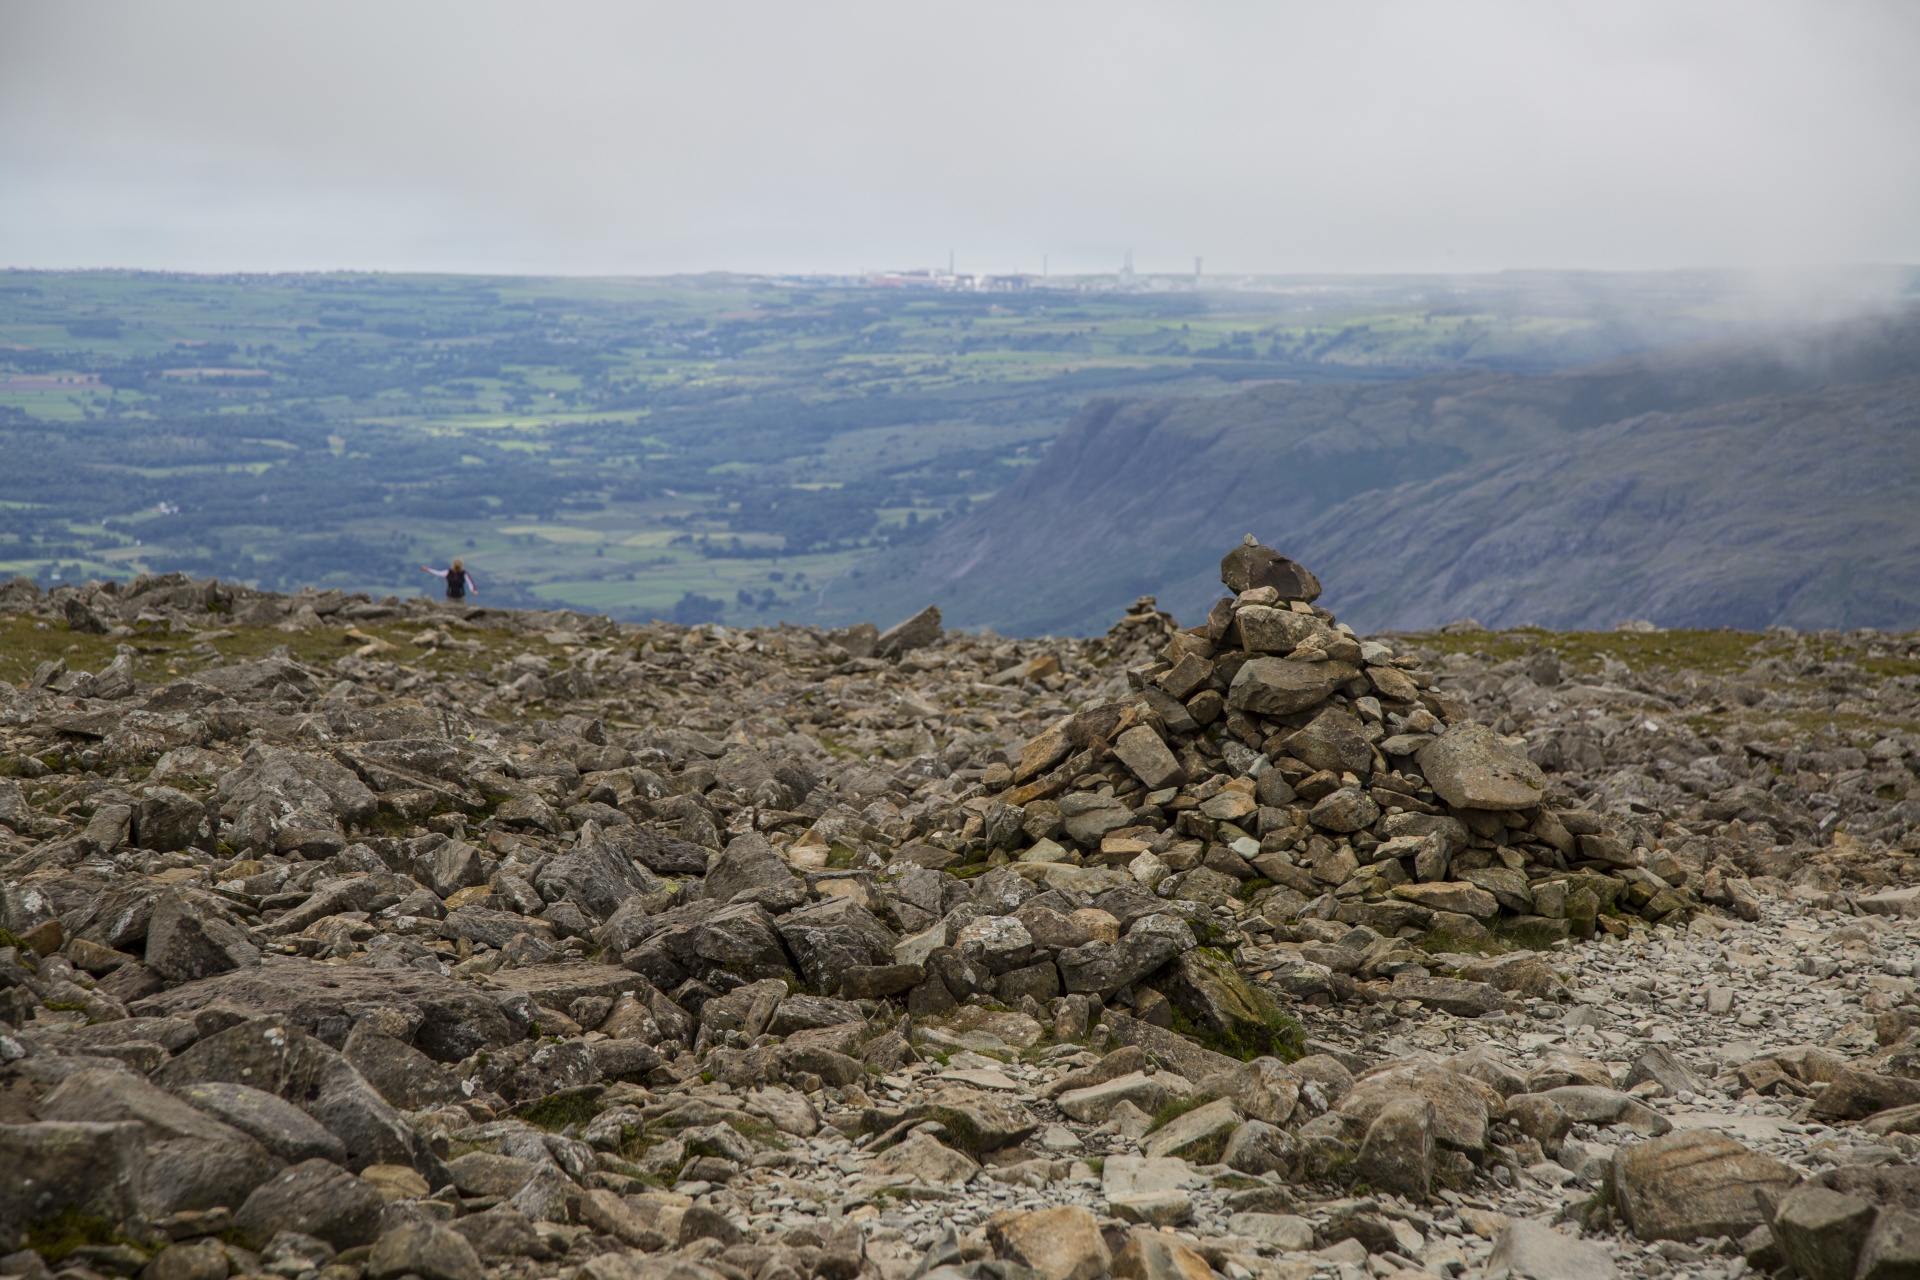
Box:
[0,550,1919,1280]
[831,313,1920,636]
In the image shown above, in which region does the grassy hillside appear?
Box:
[4,267,1900,628]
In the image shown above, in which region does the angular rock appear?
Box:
[132,957,520,1063]
[1812,1067,1920,1123]
[1339,1063,1500,1151]
[1355,1095,1435,1199]
[1540,1085,1671,1136]
[0,1120,143,1246]
[876,605,942,658]
[1772,1185,1877,1280]
[1056,934,1181,998]
[1623,1047,1708,1098]
[776,896,896,993]
[861,1130,979,1187]
[133,786,211,853]
[1389,974,1507,1016]
[1612,1130,1797,1241]
[236,1158,386,1250]
[1286,708,1374,778]
[1487,1221,1618,1280]
[1504,1093,1574,1149]
[1111,1231,1213,1280]
[1112,726,1186,791]
[1415,723,1548,811]
[1225,1212,1315,1252]
[1392,881,1500,920]
[144,1240,231,1280]
[1222,1120,1296,1177]
[704,833,806,910]
[1141,1098,1241,1163]
[152,1015,443,1182]
[1149,947,1298,1060]
[1220,542,1321,602]
[145,890,260,983]
[1856,1210,1920,1280]
[691,902,796,983]
[1200,1057,1301,1127]
[36,1068,281,1217]
[1103,1010,1243,1083]
[342,1023,467,1111]
[533,821,658,922]
[171,1079,349,1165]
[1227,659,1359,717]
[1309,787,1379,833]
[1057,1071,1173,1123]
[988,1205,1110,1280]
[369,1221,485,1280]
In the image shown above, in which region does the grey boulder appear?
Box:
[236,1158,386,1250]
[36,1068,281,1217]
[171,1079,348,1164]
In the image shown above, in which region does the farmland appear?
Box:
[0,267,1824,628]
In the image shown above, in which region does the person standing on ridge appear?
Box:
[421,558,477,602]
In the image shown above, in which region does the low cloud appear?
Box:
[2,0,1917,274]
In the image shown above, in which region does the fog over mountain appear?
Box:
[832,314,1920,634]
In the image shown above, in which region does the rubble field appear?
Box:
[2,543,1919,1280]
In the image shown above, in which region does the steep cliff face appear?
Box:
[829,313,1920,635]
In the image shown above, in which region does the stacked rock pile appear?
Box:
[0,549,1918,1280]
[985,536,1684,978]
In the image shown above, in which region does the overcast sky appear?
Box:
[3,1,1916,277]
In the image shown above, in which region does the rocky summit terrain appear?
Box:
[2,543,1920,1280]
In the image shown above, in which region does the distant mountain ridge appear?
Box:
[823,312,1920,634]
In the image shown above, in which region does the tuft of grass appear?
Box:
[1144,1094,1214,1135]
[724,1116,788,1149]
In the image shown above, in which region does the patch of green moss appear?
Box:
[1211,1172,1262,1189]
[27,1210,126,1264]
[901,1105,991,1156]
[616,1129,662,1162]
[1418,919,1502,954]
[824,844,860,870]
[513,1087,603,1131]
[367,808,416,837]
[1166,1000,1304,1063]
[217,1226,260,1252]
[1160,950,1305,1062]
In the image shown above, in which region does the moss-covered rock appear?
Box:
[1149,947,1303,1061]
